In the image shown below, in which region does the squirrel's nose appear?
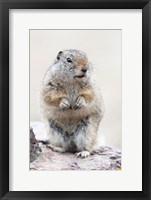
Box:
[81,68,87,73]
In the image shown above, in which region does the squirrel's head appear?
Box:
[55,49,92,80]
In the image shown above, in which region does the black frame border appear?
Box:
[0,0,151,199]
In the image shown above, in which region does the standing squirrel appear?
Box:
[40,49,104,158]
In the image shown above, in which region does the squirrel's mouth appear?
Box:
[74,74,85,78]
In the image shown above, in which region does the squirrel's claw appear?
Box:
[75,151,90,158]
[47,144,66,153]
[73,96,86,110]
[59,98,70,109]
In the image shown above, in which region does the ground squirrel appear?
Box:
[40,49,104,158]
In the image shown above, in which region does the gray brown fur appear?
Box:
[40,49,104,158]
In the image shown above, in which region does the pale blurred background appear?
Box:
[30,30,121,149]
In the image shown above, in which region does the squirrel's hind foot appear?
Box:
[75,151,90,158]
[47,144,66,153]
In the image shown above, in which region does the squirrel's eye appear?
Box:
[67,58,72,63]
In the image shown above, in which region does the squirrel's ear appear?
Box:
[57,51,63,60]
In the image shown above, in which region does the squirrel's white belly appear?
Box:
[48,116,89,152]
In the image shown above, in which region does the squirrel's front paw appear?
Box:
[59,98,70,109]
[73,96,86,109]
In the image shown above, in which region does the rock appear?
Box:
[30,128,42,162]
[30,127,121,170]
